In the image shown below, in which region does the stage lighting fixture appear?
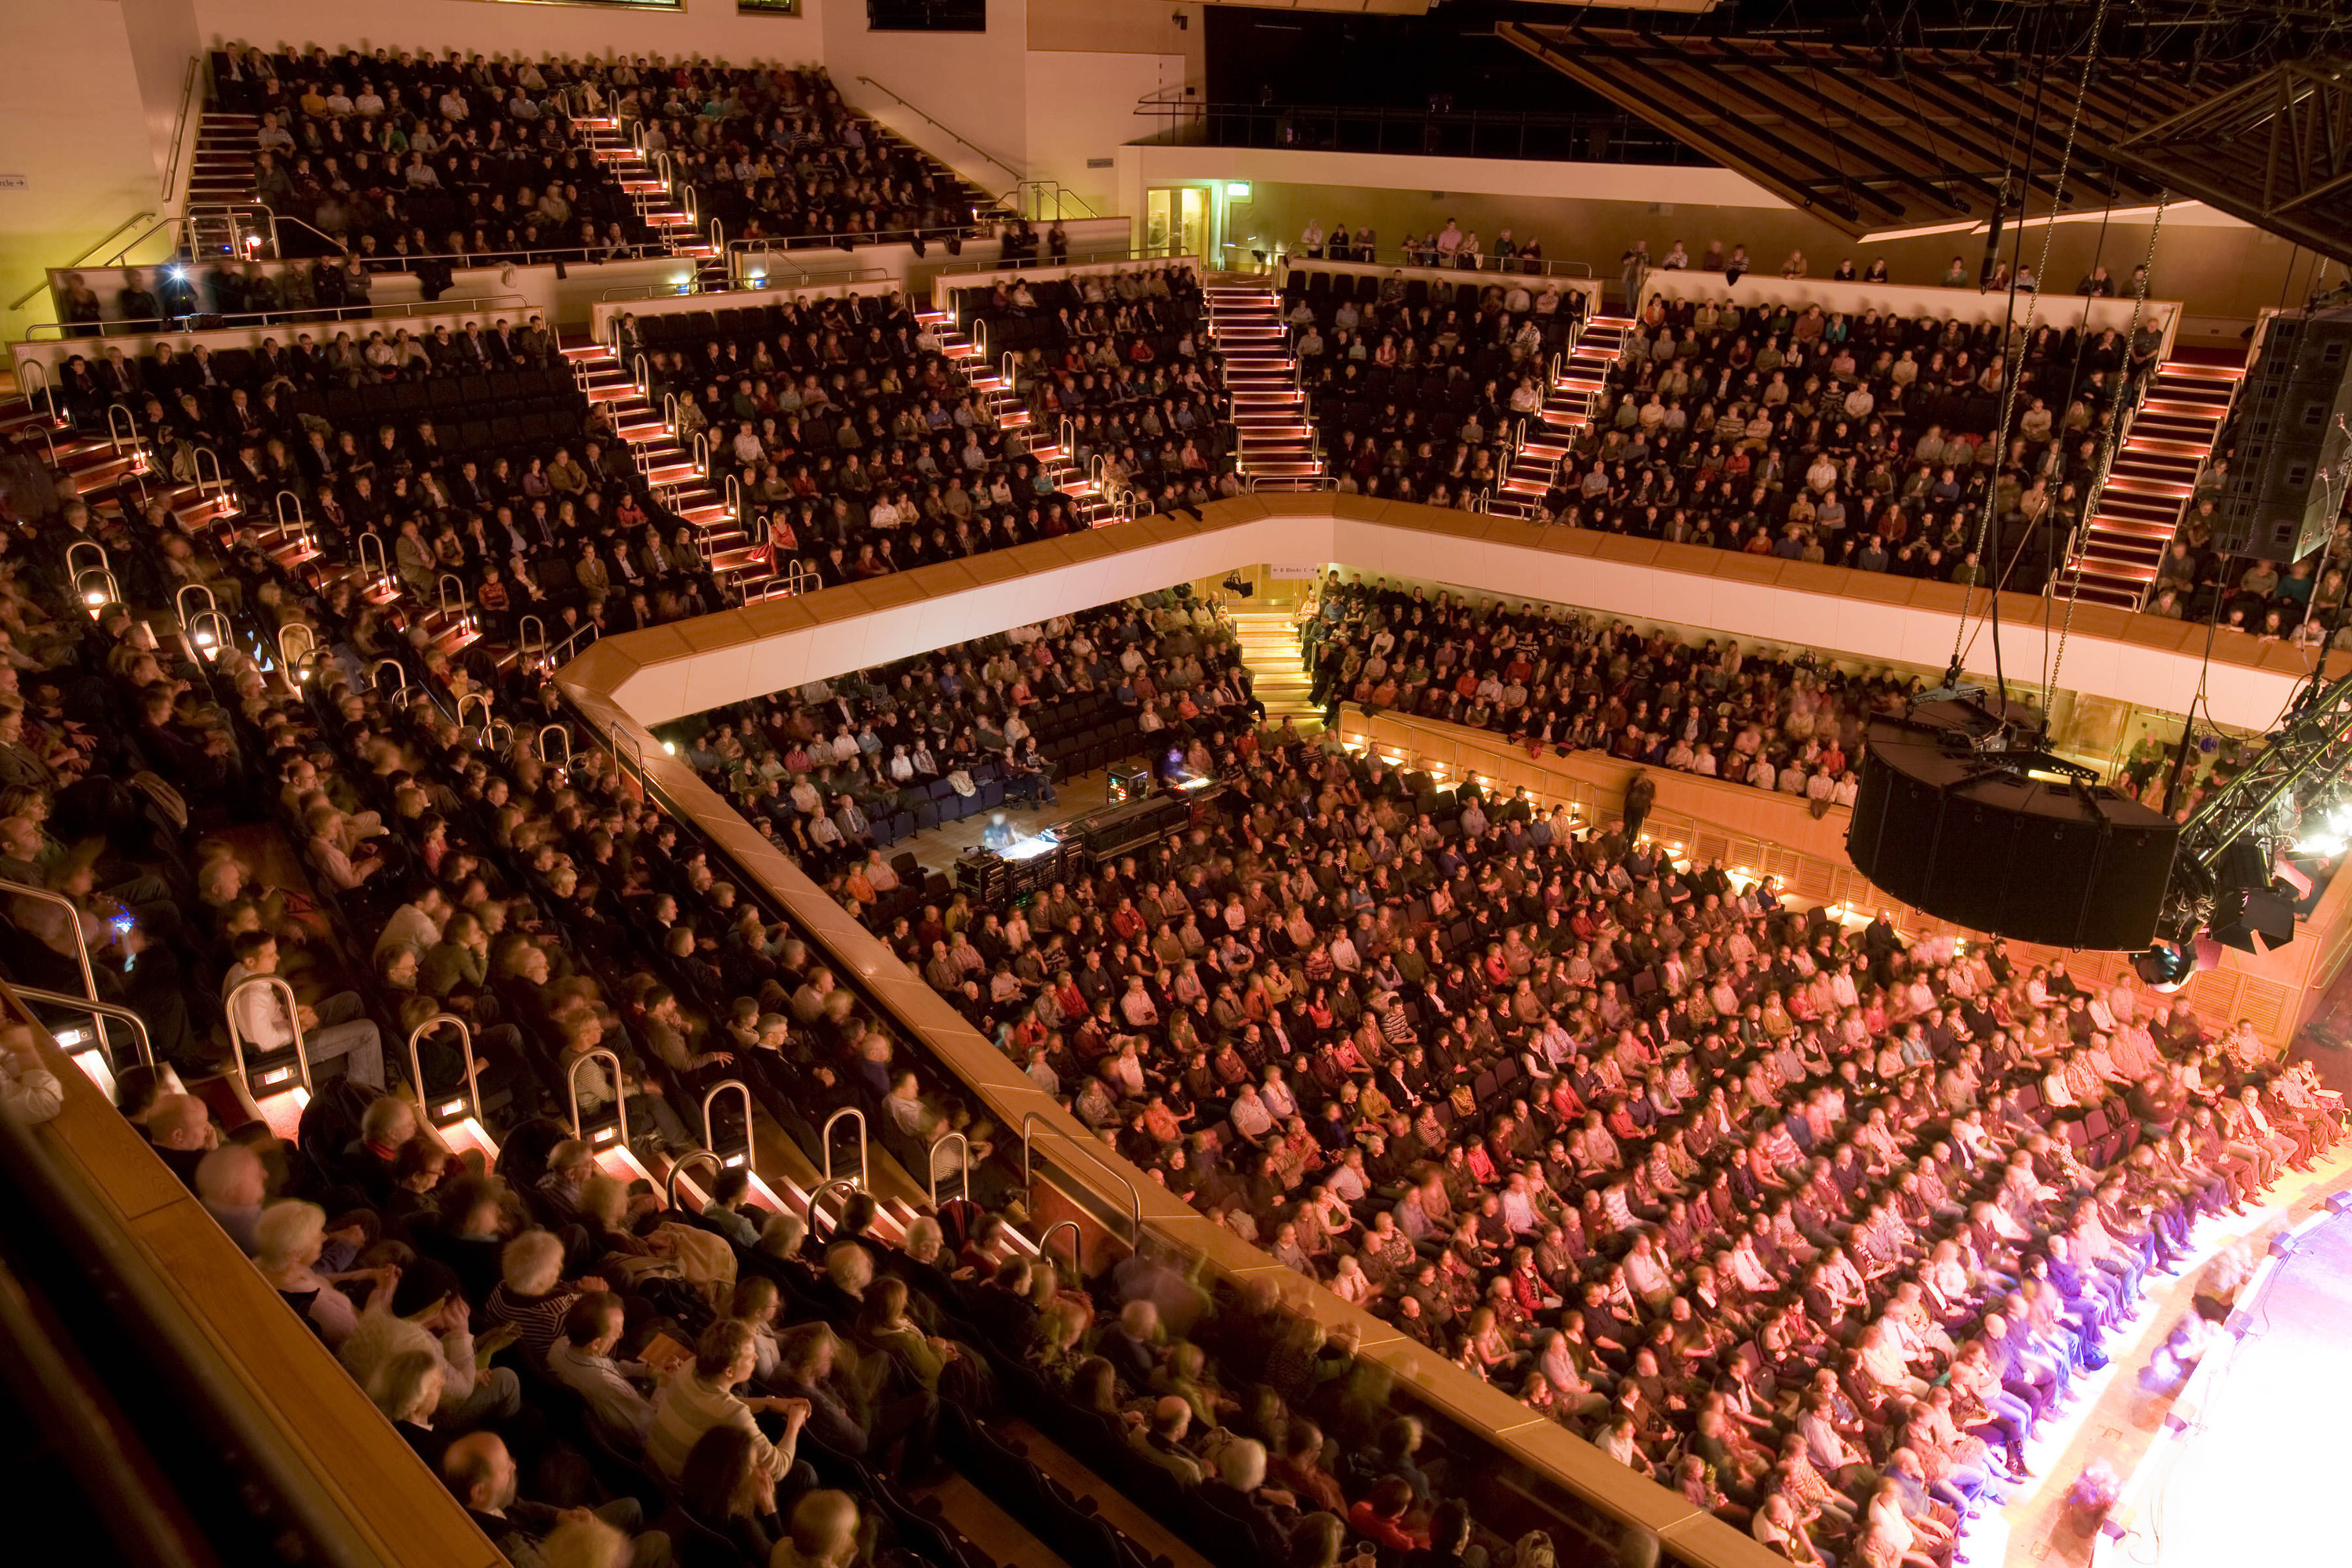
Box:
[2130,941,2191,992]
[2209,886,2296,954]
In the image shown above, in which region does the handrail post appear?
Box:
[701,1079,755,1164]
[1039,1219,1080,1276]
[9,984,154,1072]
[405,1012,481,1129]
[368,658,407,698]
[926,1131,971,1207]
[1018,1109,1142,1246]
[567,1046,630,1149]
[666,1149,725,1211]
[808,1177,859,1245]
[821,1105,868,1190]
[535,721,572,768]
[0,880,105,1040]
[223,974,313,1099]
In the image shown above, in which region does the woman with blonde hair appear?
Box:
[256,1199,397,1348]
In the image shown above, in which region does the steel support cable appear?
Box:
[2046,188,2171,720]
[1950,0,2112,701]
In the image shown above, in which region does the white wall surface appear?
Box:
[0,0,166,338]
[1022,49,1180,216]
[193,0,823,65]
[122,0,203,194]
[579,496,2318,732]
[823,0,1031,194]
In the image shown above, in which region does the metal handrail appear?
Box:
[191,445,227,506]
[74,566,123,616]
[162,55,201,201]
[368,657,407,697]
[10,984,154,1072]
[24,292,537,342]
[173,582,216,635]
[66,539,110,583]
[223,974,312,1098]
[435,572,471,626]
[851,76,1024,187]
[925,1130,970,1207]
[701,1079,754,1163]
[1018,1109,1142,1246]
[928,244,1189,282]
[821,1105,868,1190]
[455,691,494,742]
[666,1149,725,1210]
[356,530,391,592]
[567,1046,630,1149]
[105,402,141,458]
[1039,1219,1081,1275]
[808,1177,859,1246]
[535,722,572,768]
[0,877,103,1034]
[7,211,159,313]
[405,1012,481,1129]
[276,621,316,674]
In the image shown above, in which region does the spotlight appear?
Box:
[2130,941,2190,992]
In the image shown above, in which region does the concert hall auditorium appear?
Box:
[5,5,2351,1568]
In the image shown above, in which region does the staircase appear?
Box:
[188,111,259,205]
[2056,354,2245,608]
[1205,286,1323,491]
[916,305,1116,524]
[557,341,771,593]
[1226,606,1322,731]
[572,116,728,292]
[1493,313,1629,516]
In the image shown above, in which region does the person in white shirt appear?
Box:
[547,1292,658,1446]
[646,1319,810,1490]
[223,931,385,1089]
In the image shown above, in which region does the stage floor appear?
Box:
[1969,1149,2352,1568]
[2140,1203,2352,1568]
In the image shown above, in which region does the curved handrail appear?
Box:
[927,1130,970,1207]
[277,620,317,675]
[435,572,470,624]
[701,1079,754,1161]
[517,615,548,666]
[191,445,227,507]
[75,566,123,615]
[355,529,390,591]
[66,539,111,583]
[0,878,102,1031]
[368,658,407,698]
[821,1105,868,1190]
[9,983,155,1072]
[1039,1219,1081,1276]
[104,401,142,458]
[173,581,217,636]
[223,974,313,1098]
[666,1149,726,1211]
[404,1012,481,1129]
[808,1178,860,1246]
[535,722,572,768]
[851,76,1024,187]
[693,428,712,481]
[1018,1110,1142,1246]
[567,1047,630,1148]
[455,691,494,742]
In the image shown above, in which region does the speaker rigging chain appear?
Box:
[2047,187,2171,725]
[1952,0,2111,677]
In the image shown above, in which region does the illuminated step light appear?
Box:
[256,1065,295,1087]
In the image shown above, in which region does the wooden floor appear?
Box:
[898,767,1118,877]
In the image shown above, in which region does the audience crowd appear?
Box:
[912,657,2341,1562]
[1302,577,1883,808]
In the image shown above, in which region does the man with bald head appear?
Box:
[146,1093,218,1185]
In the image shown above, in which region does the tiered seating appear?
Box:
[2059,356,2244,609]
[945,265,1238,514]
[1290,268,1591,507]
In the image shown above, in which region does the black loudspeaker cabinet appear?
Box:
[1849,710,2178,951]
[2213,305,2352,564]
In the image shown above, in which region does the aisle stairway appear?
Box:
[913,305,1116,524]
[1493,314,1629,517]
[572,115,728,291]
[187,110,259,205]
[1204,286,1323,491]
[2055,354,2245,609]
[1226,605,1322,731]
[557,341,773,593]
